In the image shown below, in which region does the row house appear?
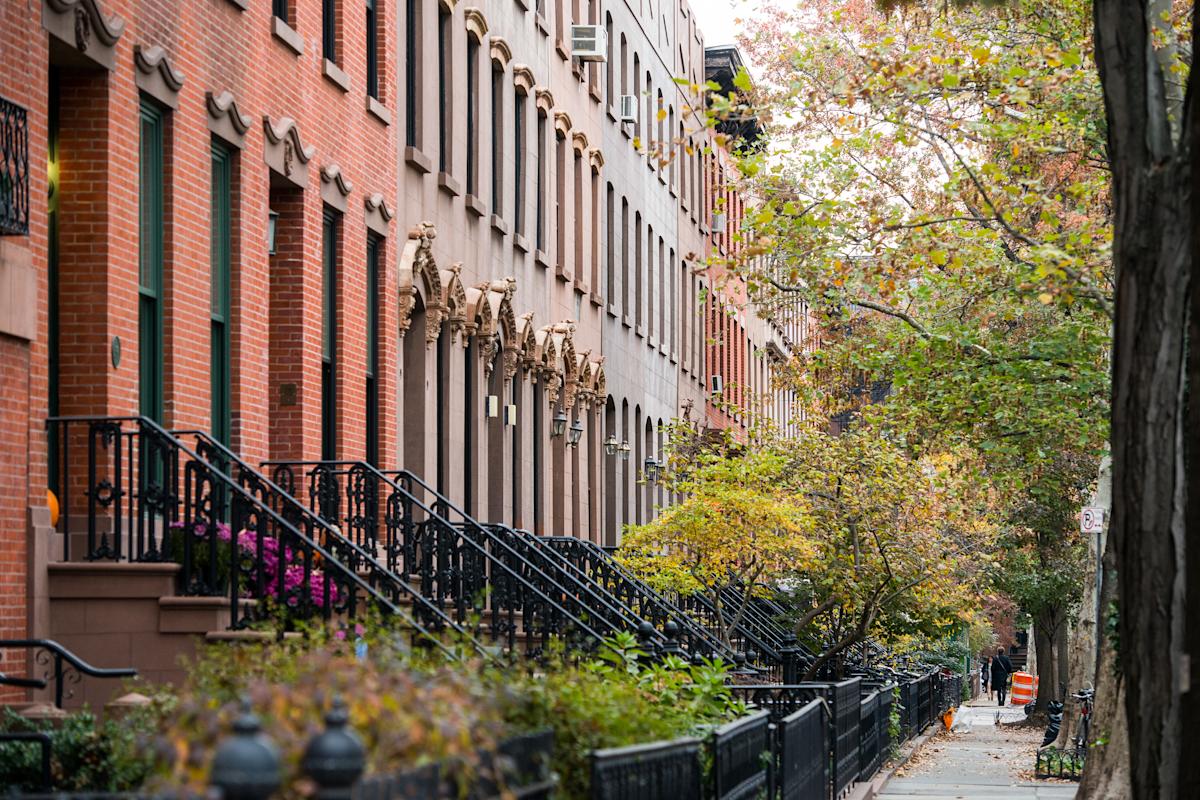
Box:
[0,0,802,702]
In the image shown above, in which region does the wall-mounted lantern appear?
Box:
[568,418,585,447]
[619,440,631,461]
[644,457,662,483]
[551,410,568,438]
[604,434,619,456]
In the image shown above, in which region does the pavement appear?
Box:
[875,696,1078,800]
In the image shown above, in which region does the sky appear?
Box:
[689,0,757,48]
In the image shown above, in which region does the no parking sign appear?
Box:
[1080,507,1105,533]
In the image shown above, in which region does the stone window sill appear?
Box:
[366,96,391,125]
[589,83,602,103]
[438,171,462,197]
[589,291,603,307]
[405,146,433,174]
[605,105,616,122]
[466,193,488,217]
[622,314,632,329]
[514,233,531,252]
[536,14,549,35]
[225,0,248,9]
[555,39,569,61]
[272,17,304,56]
[636,324,646,338]
[323,59,350,92]
[535,249,551,269]
[490,214,509,236]
[606,303,618,318]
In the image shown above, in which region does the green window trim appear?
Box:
[138,99,164,424]
[210,141,233,446]
[365,234,380,467]
[322,209,339,461]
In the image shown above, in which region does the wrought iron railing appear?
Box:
[589,736,703,800]
[175,431,485,658]
[858,690,880,782]
[0,639,136,709]
[266,461,609,657]
[777,700,827,800]
[544,535,744,663]
[0,95,28,236]
[711,710,770,800]
[45,417,402,634]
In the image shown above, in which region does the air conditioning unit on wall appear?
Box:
[571,25,607,61]
[618,95,638,123]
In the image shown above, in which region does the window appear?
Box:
[322,209,339,461]
[605,15,614,104]
[210,142,233,446]
[620,35,628,95]
[466,37,479,195]
[366,0,380,98]
[634,211,643,327]
[591,168,600,292]
[573,149,583,275]
[366,234,381,466]
[556,132,567,271]
[274,0,288,21]
[514,89,527,234]
[323,0,337,62]
[491,63,503,214]
[605,183,615,302]
[437,3,451,173]
[621,197,629,313]
[138,99,164,425]
[405,0,420,147]
[647,225,654,338]
[536,110,547,251]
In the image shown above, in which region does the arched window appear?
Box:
[605,14,615,105]
[573,147,584,277]
[634,211,643,328]
[463,334,477,514]
[668,106,676,186]
[605,181,615,303]
[591,163,600,292]
[620,197,629,315]
[556,130,567,273]
[620,35,628,96]
[646,223,654,339]
[604,396,617,545]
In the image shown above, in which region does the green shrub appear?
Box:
[0,706,161,791]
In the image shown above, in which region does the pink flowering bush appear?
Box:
[167,521,339,609]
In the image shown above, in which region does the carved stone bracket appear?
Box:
[263,116,315,187]
[43,0,125,70]
[320,163,354,212]
[363,193,394,236]
[206,90,252,148]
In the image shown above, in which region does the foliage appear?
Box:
[617,426,815,646]
[0,706,162,791]
[149,624,744,800]
[500,632,747,798]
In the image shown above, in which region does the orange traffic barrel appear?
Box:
[1011,671,1035,705]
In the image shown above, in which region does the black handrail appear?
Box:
[264,460,610,656]
[0,639,136,708]
[45,416,411,642]
[543,535,739,663]
[173,430,489,660]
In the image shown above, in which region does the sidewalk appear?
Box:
[877,697,1078,800]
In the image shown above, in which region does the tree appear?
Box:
[725,0,1108,711]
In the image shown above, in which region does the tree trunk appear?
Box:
[1094,1,1193,796]
[1033,620,1054,715]
[1059,457,1111,750]
[1079,552,1131,798]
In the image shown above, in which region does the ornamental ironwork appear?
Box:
[1,95,29,236]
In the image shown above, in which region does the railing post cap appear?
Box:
[303,695,366,796]
[211,700,282,800]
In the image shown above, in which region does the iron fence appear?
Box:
[590,736,702,800]
[857,691,880,783]
[1,94,28,235]
[711,710,771,800]
[777,700,827,800]
[1035,745,1084,781]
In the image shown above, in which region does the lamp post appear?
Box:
[604,433,618,456]
[551,410,568,438]
[567,418,584,447]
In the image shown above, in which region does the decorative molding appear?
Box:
[516,311,538,375]
[262,116,315,187]
[43,0,125,70]
[134,44,184,88]
[550,321,578,408]
[489,36,512,68]
[571,131,589,153]
[206,91,252,149]
[397,222,444,342]
[588,147,605,171]
[320,164,353,212]
[440,264,469,344]
[464,7,489,40]
[553,110,572,135]
[512,64,535,93]
[363,193,394,236]
[438,0,458,11]
[534,86,554,113]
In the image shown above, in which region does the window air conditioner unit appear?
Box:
[570,25,607,61]
[711,374,724,396]
[711,211,727,232]
[618,95,638,123]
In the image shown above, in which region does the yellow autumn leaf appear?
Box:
[1038,292,1054,304]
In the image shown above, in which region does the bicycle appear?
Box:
[1071,687,1095,756]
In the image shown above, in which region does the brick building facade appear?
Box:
[0,0,804,695]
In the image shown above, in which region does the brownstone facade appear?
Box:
[0,0,803,698]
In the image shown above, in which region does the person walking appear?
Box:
[980,656,991,701]
[991,647,1014,706]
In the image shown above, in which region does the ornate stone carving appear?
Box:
[263,116,315,186]
[44,0,125,69]
[133,45,184,91]
[440,264,469,345]
[397,222,444,341]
